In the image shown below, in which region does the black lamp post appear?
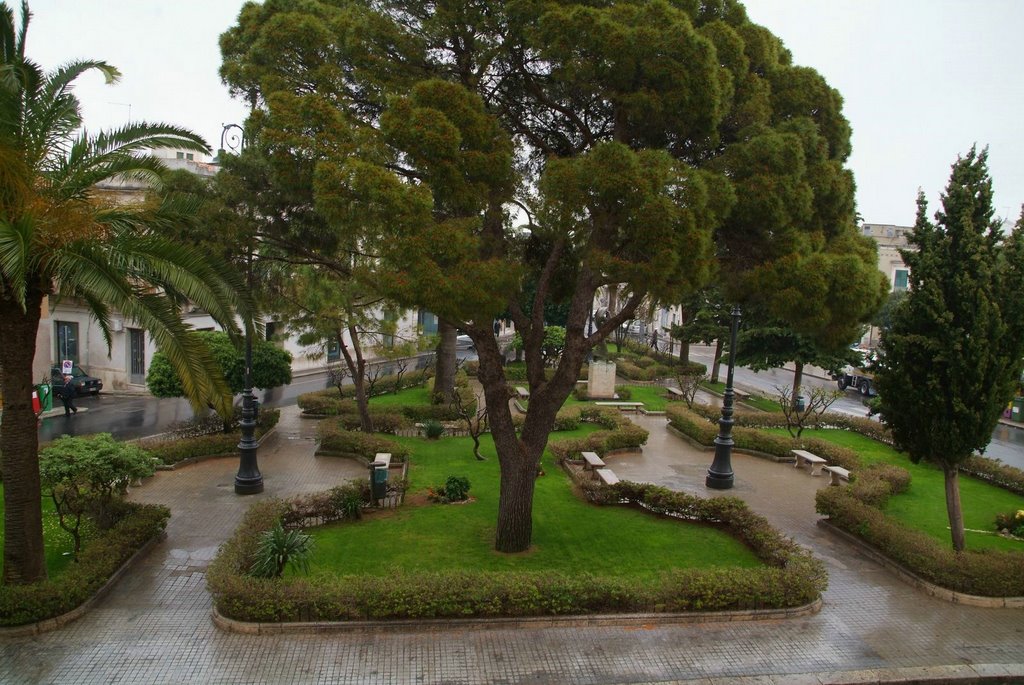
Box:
[706,305,741,490]
[218,123,264,495]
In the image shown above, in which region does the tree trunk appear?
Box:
[1,287,47,585]
[943,466,966,552]
[792,361,804,409]
[433,320,457,402]
[474,326,570,553]
[710,338,723,383]
[678,340,689,364]
[337,329,373,433]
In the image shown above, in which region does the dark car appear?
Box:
[51,365,103,398]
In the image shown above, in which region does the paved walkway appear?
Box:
[1,407,1022,684]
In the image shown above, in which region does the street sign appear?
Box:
[61,359,73,375]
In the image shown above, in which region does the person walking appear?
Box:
[61,374,77,416]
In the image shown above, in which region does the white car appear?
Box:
[455,334,474,350]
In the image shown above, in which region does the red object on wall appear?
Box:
[32,390,40,413]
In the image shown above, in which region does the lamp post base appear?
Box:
[705,469,734,489]
[234,475,264,495]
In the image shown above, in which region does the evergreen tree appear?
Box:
[874,148,1024,551]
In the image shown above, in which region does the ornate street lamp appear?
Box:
[706,305,741,490]
[217,123,263,495]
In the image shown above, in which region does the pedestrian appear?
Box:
[61,374,77,416]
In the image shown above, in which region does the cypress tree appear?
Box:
[875,147,1024,551]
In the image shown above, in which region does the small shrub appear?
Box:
[423,420,445,439]
[316,422,410,462]
[249,521,315,579]
[429,475,471,503]
[614,386,632,401]
[995,509,1024,537]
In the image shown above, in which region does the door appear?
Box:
[55,320,79,364]
[128,328,146,385]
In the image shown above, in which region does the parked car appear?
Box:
[456,334,475,350]
[50,365,103,398]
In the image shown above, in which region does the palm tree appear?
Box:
[0,1,253,585]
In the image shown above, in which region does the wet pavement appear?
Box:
[2,406,1023,684]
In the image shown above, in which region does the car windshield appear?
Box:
[54,366,87,378]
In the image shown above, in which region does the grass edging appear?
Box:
[818,519,1024,608]
[211,597,823,634]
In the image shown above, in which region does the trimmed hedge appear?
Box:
[666,406,861,470]
[961,455,1024,497]
[547,407,649,461]
[142,409,281,466]
[816,466,1024,597]
[207,485,825,623]
[316,421,410,463]
[0,503,170,626]
[298,383,474,423]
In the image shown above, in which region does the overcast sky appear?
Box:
[25,0,1024,227]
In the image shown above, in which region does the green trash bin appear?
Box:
[36,383,53,412]
[370,462,388,501]
[1012,397,1024,423]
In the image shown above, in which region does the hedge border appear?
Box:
[670,402,1024,600]
[207,476,826,624]
[818,519,1024,608]
[0,503,170,629]
[212,597,822,634]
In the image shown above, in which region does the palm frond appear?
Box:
[89,122,209,157]
[47,240,234,412]
[0,214,36,308]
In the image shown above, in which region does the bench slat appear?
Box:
[581,451,606,469]
[595,468,620,485]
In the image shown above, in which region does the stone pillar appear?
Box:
[588,360,617,399]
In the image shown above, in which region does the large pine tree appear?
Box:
[875,147,1024,551]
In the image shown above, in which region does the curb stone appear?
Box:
[211,597,823,635]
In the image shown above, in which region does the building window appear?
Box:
[893,269,909,291]
[186,153,194,161]
[327,339,341,362]
[176,151,184,159]
[55,321,79,364]
[418,309,438,335]
[265,321,279,341]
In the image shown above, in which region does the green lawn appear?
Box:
[368,385,433,407]
[523,385,677,412]
[700,381,781,412]
[305,428,763,579]
[0,485,80,577]
[778,428,1024,553]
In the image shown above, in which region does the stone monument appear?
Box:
[588,360,617,400]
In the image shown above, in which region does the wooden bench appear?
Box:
[791,449,827,476]
[822,465,851,486]
[666,386,684,398]
[595,468,620,486]
[515,386,530,400]
[580,451,606,470]
[732,388,750,402]
[594,401,644,411]
[374,452,392,469]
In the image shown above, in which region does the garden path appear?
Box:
[0,406,1021,684]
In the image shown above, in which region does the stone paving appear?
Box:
[1,407,1023,684]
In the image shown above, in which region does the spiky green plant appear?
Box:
[249,521,314,579]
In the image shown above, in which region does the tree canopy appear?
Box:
[220,0,881,552]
